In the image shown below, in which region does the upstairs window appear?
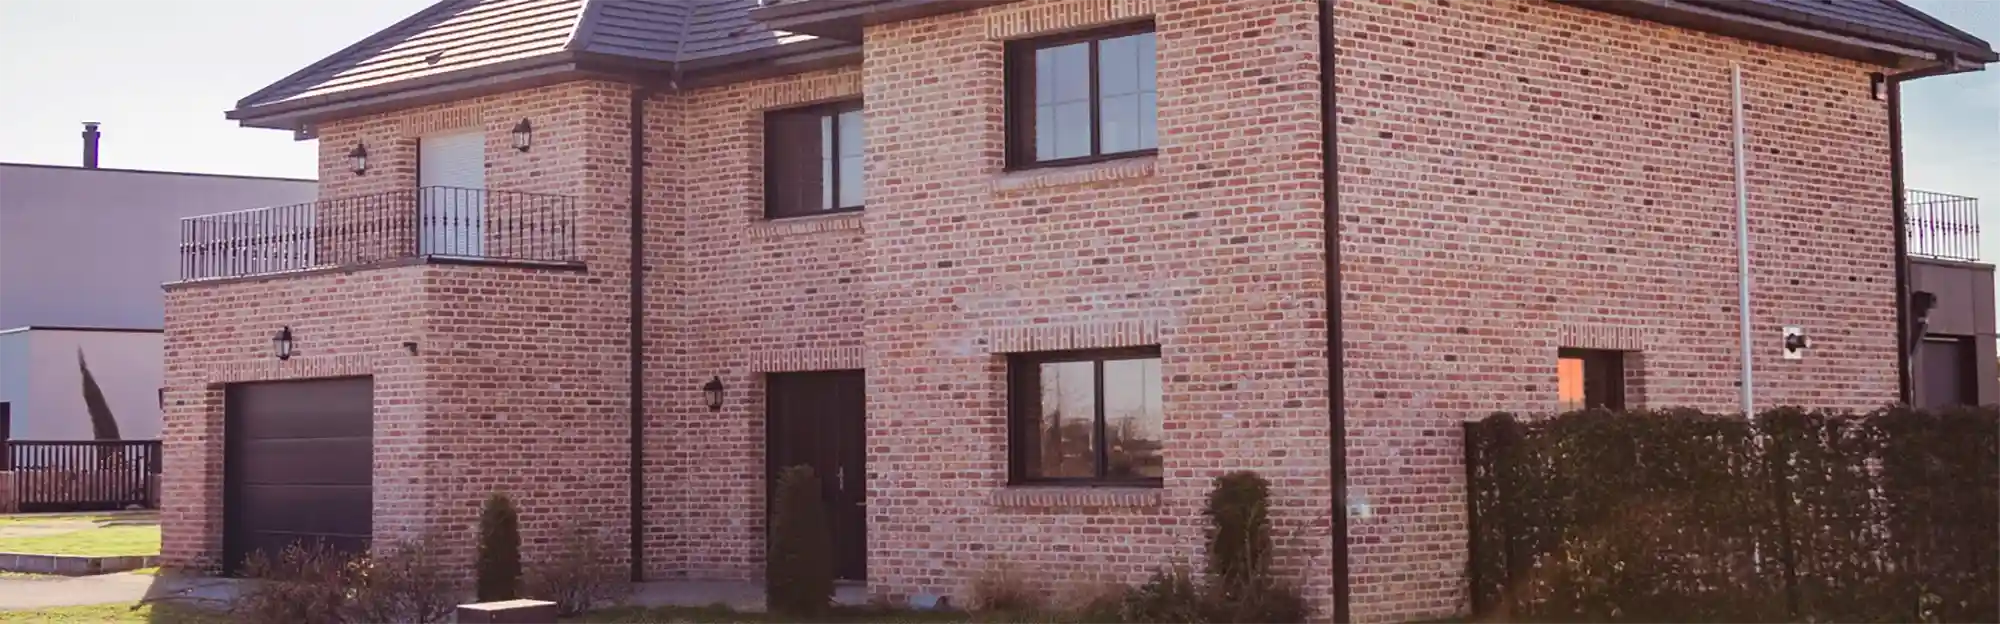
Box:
[766,100,864,219]
[1009,347,1165,486]
[1005,23,1157,169]
[1558,348,1626,412]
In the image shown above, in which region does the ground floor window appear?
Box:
[1008,347,1164,485]
[1558,348,1626,412]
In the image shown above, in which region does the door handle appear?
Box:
[835,466,844,490]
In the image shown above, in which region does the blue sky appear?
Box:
[0,0,1994,256]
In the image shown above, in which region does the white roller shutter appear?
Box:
[417,131,485,256]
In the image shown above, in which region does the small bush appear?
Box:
[1061,581,1133,624]
[236,541,357,624]
[476,492,523,602]
[1203,471,1272,591]
[1118,566,1207,624]
[346,534,459,624]
[969,561,1043,613]
[525,526,631,616]
[236,536,461,624]
[767,465,833,616]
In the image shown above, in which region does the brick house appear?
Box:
[160,0,1994,621]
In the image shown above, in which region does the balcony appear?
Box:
[1908,190,1981,263]
[176,187,578,282]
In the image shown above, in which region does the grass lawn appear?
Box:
[0,602,227,624]
[0,524,160,557]
[0,514,127,526]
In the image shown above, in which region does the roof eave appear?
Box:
[226,53,626,133]
[748,0,1015,41]
[1558,0,1991,69]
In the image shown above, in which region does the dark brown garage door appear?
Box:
[224,377,372,574]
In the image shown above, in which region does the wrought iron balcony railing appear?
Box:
[1907,190,1981,263]
[177,187,577,282]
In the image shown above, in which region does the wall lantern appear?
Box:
[273,326,295,361]
[702,376,725,411]
[348,144,368,175]
[512,119,533,152]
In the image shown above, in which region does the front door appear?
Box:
[766,370,866,581]
[1917,335,1977,408]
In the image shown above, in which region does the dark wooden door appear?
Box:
[767,370,866,581]
[224,377,373,575]
[1918,336,1977,409]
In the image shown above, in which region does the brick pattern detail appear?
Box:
[988,486,1163,509]
[748,347,865,373]
[205,354,381,384]
[985,0,1155,39]
[748,213,865,239]
[400,107,481,137]
[986,319,1165,353]
[747,72,864,110]
[1560,324,1647,352]
[989,156,1157,194]
[1337,1,1898,620]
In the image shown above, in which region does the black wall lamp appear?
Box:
[512,119,533,152]
[703,376,725,411]
[273,326,295,361]
[349,144,368,175]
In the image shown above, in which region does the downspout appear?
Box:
[628,83,652,583]
[1887,56,1966,405]
[1316,1,1349,622]
[1731,64,1754,416]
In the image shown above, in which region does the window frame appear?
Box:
[1006,345,1165,487]
[1003,21,1159,171]
[763,99,865,220]
[1558,348,1627,411]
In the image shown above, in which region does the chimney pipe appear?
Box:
[81,122,101,169]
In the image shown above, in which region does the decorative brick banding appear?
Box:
[985,0,1155,39]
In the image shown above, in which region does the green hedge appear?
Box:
[1464,406,1997,623]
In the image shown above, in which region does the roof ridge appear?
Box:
[562,0,601,52]
[233,0,470,113]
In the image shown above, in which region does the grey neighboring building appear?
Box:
[0,163,316,329]
[0,135,315,440]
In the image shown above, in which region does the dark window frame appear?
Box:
[1558,348,1627,411]
[763,99,865,220]
[1003,21,1159,170]
[1007,346,1165,487]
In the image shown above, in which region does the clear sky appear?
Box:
[0,0,1994,255]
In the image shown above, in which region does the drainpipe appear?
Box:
[1731,64,1753,416]
[1887,56,1967,405]
[628,83,652,583]
[1316,1,1349,622]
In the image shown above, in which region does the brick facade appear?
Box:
[161,0,1909,621]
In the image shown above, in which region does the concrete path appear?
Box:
[0,571,241,610]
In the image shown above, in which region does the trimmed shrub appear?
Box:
[969,561,1044,613]
[1202,471,1272,591]
[476,492,523,602]
[767,465,833,616]
[1464,406,2000,623]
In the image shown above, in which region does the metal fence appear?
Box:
[6,440,162,512]
[177,186,578,281]
[1907,189,1980,263]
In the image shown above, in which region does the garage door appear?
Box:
[224,377,372,574]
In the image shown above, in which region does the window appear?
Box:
[1005,23,1157,168]
[1009,347,1164,485]
[1558,348,1626,412]
[765,100,864,218]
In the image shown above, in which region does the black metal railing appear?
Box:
[6,440,162,512]
[178,186,578,281]
[1908,190,1981,263]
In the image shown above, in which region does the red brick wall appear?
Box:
[1334,0,1898,620]
[859,0,1337,609]
[639,67,871,580]
[162,80,636,571]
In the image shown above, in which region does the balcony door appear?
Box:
[417,131,485,257]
